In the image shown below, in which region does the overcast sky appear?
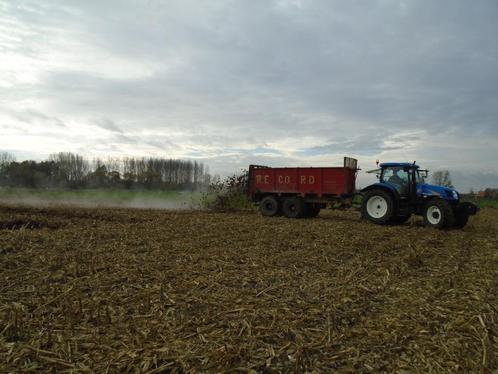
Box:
[1,0,497,190]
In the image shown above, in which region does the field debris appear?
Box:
[0,205,497,372]
[201,171,253,212]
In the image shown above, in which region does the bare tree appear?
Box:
[104,157,121,175]
[1,152,212,190]
[49,152,89,187]
[432,170,453,188]
[0,152,15,170]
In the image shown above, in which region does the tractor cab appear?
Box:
[361,162,478,229]
[378,162,418,198]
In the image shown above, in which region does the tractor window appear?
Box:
[416,171,425,184]
[382,166,409,194]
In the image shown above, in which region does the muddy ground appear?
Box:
[0,205,497,373]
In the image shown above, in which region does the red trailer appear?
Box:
[247,157,359,218]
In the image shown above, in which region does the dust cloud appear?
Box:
[0,192,201,210]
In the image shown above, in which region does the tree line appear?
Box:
[0,152,213,190]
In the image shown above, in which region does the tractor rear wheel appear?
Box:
[282,197,305,218]
[361,189,395,225]
[423,199,455,229]
[260,196,280,217]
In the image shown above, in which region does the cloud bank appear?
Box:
[1,0,497,190]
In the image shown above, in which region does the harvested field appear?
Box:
[1,205,497,373]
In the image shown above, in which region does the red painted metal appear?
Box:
[248,157,358,200]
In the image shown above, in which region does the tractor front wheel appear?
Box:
[361,189,395,225]
[423,199,455,229]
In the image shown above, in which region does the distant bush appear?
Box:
[476,198,498,209]
[201,171,254,212]
[460,195,498,209]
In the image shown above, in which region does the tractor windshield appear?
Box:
[416,170,425,184]
[382,166,409,194]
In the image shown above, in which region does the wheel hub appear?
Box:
[427,206,442,225]
[366,196,388,218]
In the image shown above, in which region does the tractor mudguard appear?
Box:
[361,183,400,202]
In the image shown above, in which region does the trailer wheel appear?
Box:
[361,189,395,224]
[453,212,469,229]
[282,197,305,218]
[423,199,455,229]
[260,196,280,217]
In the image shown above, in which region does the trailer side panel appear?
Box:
[249,163,357,200]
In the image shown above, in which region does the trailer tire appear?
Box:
[260,196,280,217]
[282,197,305,218]
[361,189,395,225]
[423,199,455,229]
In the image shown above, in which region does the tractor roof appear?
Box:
[379,162,420,169]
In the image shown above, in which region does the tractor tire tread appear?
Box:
[423,199,455,229]
[361,189,396,225]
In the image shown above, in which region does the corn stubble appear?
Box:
[0,205,497,373]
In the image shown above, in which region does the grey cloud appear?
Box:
[0,0,497,189]
[299,132,423,156]
[11,109,66,128]
[112,133,135,144]
[144,139,175,150]
[93,118,122,133]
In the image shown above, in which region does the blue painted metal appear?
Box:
[417,183,459,201]
[362,182,399,195]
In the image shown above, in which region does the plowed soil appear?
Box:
[1,205,497,373]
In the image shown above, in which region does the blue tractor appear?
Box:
[361,162,479,229]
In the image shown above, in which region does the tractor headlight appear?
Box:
[452,190,458,200]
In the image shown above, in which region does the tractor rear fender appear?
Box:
[361,183,400,206]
